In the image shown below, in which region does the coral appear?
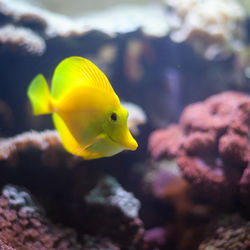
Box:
[122,101,147,135]
[143,227,172,249]
[0,181,145,249]
[84,175,144,248]
[0,24,46,55]
[148,91,250,207]
[0,0,169,40]
[0,185,82,249]
[143,160,190,215]
[199,214,250,250]
[148,125,184,159]
[167,0,246,59]
[0,131,144,247]
[0,130,59,159]
[85,175,141,219]
[0,129,83,169]
[142,160,210,250]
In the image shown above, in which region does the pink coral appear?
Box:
[148,91,250,207]
[148,125,184,159]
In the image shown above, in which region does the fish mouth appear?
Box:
[108,132,138,151]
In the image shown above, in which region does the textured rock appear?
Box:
[0,185,82,249]
[84,175,144,249]
[85,176,141,219]
[82,235,119,250]
[0,183,145,249]
[199,214,250,250]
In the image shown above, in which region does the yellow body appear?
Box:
[27,57,138,159]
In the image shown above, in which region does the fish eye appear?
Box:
[110,113,117,122]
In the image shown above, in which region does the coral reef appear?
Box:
[148,91,250,208]
[85,176,141,219]
[167,0,246,59]
[0,0,169,55]
[0,0,250,249]
[0,130,145,248]
[0,177,144,249]
[142,159,210,250]
[0,185,82,249]
[0,0,249,136]
[199,214,250,250]
[84,176,144,249]
[148,125,184,159]
[143,160,190,214]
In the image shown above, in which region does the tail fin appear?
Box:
[27,74,52,115]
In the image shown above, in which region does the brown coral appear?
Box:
[0,130,82,168]
[199,214,250,250]
[0,130,61,160]
[148,91,250,207]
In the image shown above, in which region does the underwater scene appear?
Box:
[0,0,250,249]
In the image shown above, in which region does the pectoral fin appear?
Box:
[73,133,105,155]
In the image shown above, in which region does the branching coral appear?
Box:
[148,91,250,207]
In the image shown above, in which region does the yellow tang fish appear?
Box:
[27,57,138,160]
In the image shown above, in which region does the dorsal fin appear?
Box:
[51,57,117,100]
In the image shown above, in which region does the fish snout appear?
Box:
[122,129,138,151]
